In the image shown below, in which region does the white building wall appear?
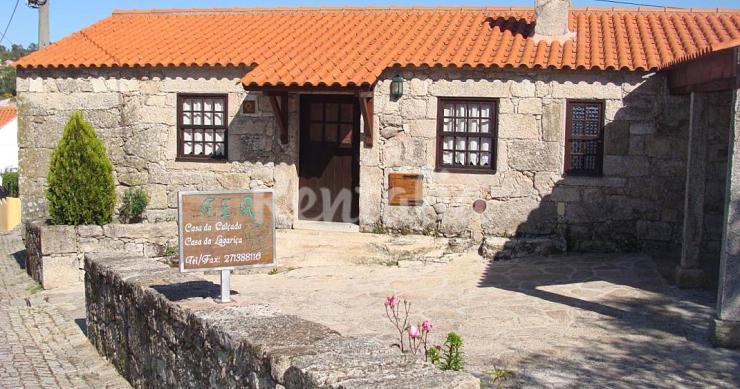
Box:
[0,117,18,171]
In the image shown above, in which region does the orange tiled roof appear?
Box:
[0,107,16,128]
[14,7,740,87]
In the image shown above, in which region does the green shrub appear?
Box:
[1,169,18,197]
[46,111,115,225]
[487,367,515,389]
[438,332,464,371]
[118,187,149,223]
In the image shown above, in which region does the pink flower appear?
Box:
[385,295,400,308]
[421,320,433,332]
[408,325,420,338]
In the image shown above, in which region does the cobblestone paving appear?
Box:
[0,230,129,389]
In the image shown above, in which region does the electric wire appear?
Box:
[0,0,21,47]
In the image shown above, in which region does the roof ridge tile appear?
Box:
[109,6,739,16]
[13,7,740,85]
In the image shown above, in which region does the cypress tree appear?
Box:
[47,111,115,225]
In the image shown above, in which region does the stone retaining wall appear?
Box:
[85,253,479,388]
[24,221,176,288]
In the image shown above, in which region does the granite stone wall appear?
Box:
[85,253,479,388]
[17,65,701,255]
[25,220,176,288]
[364,67,692,254]
[16,66,300,228]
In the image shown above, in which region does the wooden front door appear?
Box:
[299,95,360,223]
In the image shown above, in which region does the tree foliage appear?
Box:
[47,111,115,225]
[1,169,18,197]
[0,43,38,97]
[0,67,15,98]
[0,44,37,62]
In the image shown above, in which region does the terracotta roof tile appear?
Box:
[0,107,16,128]
[13,6,740,87]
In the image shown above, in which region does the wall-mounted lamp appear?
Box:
[390,75,404,99]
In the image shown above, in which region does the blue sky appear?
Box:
[1,0,738,47]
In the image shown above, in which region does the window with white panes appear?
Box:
[177,94,227,160]
[436,98,498,172]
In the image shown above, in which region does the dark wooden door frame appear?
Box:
[298,94,361,223]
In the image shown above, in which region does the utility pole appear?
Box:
[26,0,49,47]
[38,0,49,47]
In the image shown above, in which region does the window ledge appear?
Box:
[563,172,603,178]
[434,167,497,175]
[175,157,229,163]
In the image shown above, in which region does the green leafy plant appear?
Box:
[371,223,385,234]
[426,346,441,366]
[46,111,116,225]
[1,169,18,197]
[118,187,149,223]
[382,296,464,372]
[267,267,279,275]
[487,367,515,388]
[26,283,43,294]
[438,332,464,371]
[162,246,177,257]
[423,226,438,237]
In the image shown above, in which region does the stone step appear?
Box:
[366,235,479,266]
[270,229,482,268]
[479,235,566,261]
[293,220,360,233]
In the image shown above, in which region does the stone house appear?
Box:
[12,3,740,345]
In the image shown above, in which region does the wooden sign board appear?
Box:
[178,190,275,272]
[242,100,256,114]
[388,173,423,206]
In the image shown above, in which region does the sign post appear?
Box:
[220,270,231,303]
[177,190,276,303]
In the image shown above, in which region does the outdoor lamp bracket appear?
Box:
[390,75,404,100]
